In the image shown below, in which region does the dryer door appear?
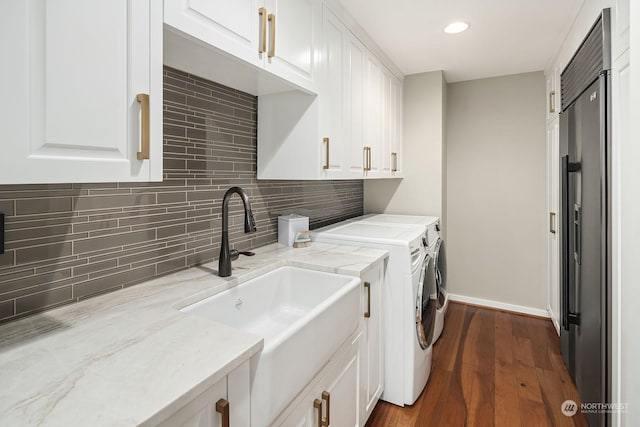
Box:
[434,238,447,309]
[416,254,437,349]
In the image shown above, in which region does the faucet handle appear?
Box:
[229,249,255,261]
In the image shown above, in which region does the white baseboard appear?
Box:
[448,293,550,318]
[547,305,560,334]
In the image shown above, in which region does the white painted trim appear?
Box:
[547,305,560,335]
[448,293,550,318]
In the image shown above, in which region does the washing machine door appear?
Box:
[434,238,447,309]
[416,254,437,350]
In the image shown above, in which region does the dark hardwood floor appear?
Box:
[365,302,588,427]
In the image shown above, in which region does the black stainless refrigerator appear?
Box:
[559,9,611,427]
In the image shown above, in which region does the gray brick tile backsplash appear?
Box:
[0,66,363,324]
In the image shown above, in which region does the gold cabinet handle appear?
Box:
[549,91,556,113]
[391,152,397,172]
[323,137,329,170]
[268,13,276,58]
[362,147,371,171]
[313,399,323,427]
[215,399,229,427]
[550,212,556,234]
[258,7,267,53]
[364,282,371,318]
[136,93,150,160]
[321,391,330,426]
[363,147,367,172]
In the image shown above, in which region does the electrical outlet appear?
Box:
[0,213,4,255]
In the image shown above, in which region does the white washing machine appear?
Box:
[350,214,448,343]
[312,222,438,406]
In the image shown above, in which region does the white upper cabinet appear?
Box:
[257,5,404,180]
[321,9,349,177]
[164,0,320,94]
[164,0,263,68]
[264,0,321,91]
[364,54,382,177]
[0,0,163,184]
[344,34,367,177]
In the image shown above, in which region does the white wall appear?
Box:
[446,72,547,312]
[363,71,446,231]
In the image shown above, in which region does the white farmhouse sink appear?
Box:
[181,266,361,426]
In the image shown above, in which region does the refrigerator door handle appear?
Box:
[562,155,570,330]
[574,204,582,265]
[562,155,582,330]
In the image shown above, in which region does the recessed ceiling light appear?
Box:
[444,21,470,34]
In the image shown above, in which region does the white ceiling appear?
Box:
[337,0,584,82]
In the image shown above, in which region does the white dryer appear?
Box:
[312,222,438,406]
[349,214,448,343]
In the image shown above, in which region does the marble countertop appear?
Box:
[0,242,388,426]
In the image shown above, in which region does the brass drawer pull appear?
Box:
[364,282,371,318]
[549,90,556,113]
[322,391,330,426]
[323,137,329,170]
[550,212,556,234]
[268,13,276,58]
[314,399,322,427]
[363,147,367,172]
[215,399,229,427]
[391,152,397,172]
[136,93,150,160]
[363,147,371,172]
[259,7,267,53]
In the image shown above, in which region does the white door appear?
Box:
[318,337,360,427]
[391,77,403,176]
[320,8,348,178]
[547,118,560,330]
[361,263,384,423]
[0,0,162,184]
[159,377,227,427]
[164,0,264,68]
[364,54,382,177]
[264,0,320,92]
[345,36,366,177]
[380,70,393,175]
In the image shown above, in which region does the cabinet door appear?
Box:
[282,334,360,427]
[379,69,402,177]
[345,36,366,176]
[547,118,560,330]
[320,8,348,178]
[164,0,264,68]
[391,76,403,176]
[0,0,162,184]
[318,335,360,427]
[264,0,320,92]
[361,262,384,423]
[160,377,227,427]
[364,54,383,177]
[159,361,250,427]
[380,70,393,175]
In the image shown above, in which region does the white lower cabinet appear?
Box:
[280,331,361,427]
[360,262,384,423]
[158,362,251,427]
